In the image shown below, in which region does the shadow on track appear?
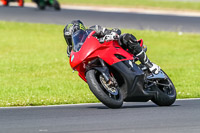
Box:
[88,103,180,109]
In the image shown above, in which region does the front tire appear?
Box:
[86,69,123,109]
[53,0,60,10]
[151,70,176,106]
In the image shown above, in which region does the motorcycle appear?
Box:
[32,0,60,10]
[68,30,176,108]
[1,0,24,7]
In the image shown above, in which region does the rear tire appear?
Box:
[151,70,176,106]
[86,69,123,109]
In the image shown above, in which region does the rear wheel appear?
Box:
[151,70,176,106]
[86,69,123,108]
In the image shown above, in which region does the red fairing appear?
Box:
[69,31,134,82]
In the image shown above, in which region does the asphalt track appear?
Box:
[0,99,200,133]
[0,6,200,32]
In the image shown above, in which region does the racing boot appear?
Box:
[136,50,160,74]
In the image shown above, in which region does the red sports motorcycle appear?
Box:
[68,30,176,108]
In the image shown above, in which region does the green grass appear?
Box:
[58,0,200,11]
[26,0,200,11]
[0,21,200,107]
[0,21,97,107]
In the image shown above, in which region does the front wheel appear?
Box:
[86,69,123,108]
[53,0,60,10]
[151,70,176,106]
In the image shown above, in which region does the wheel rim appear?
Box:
[96,72,121,100]
[99,75,119,96]
[156,76,175,96]
[145,70,176,97]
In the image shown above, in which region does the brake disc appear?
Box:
[99,75,119,95]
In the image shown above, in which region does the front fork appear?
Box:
[87,58,114,84]
[94,58,111,83]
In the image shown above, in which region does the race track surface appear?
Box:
[0,6,200,32]
[0,99,200,133]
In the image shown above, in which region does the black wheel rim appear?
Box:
[95,71,121,100]
[155,76,175,96]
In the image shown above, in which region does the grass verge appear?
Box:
[25,0,200,11]
[0,21,200,107]
[58,0,200,11]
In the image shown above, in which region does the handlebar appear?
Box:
[99,32,119,43]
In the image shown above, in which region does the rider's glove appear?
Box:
[89,25,105,38]
[149,63,161,74]
[111,28,121,36]
[91,25,121,38]
[95,31,106,38]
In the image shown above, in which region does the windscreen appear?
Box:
[72,30,88,52]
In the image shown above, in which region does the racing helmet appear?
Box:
[63,20,86,46]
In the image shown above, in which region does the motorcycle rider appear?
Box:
[63,20,160,74]
[32,0,60,10]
